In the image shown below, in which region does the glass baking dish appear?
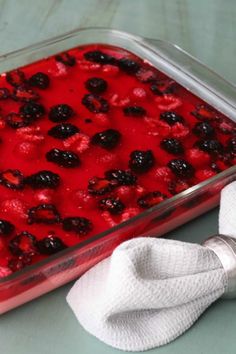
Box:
[0,27,236,314]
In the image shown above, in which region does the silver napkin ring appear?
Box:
[203,235,236,299]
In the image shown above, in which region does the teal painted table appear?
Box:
[1,1,236,353]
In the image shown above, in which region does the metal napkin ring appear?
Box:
[203,235,236,299]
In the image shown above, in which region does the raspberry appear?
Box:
[145,118,171,137]
[217,118,236,135]
[0,87,10,99]
[121,207,140,222]
[14,141,39,160]
[16,126,45,143]
[72,189,97,210]
[131,87,147,101]
[129,150,155,173]
[84,50,116,65]
[102,64,119,76]
[123,106,147,117]
[155,95,182,110]
[85,77,107,94]
[0,219,15,237]
[160,111,185,126]
[62,217,93,235]
[154,166,172,182]
[25,170,60,189]
[55,52,76,66]
[135,68,157,83]
[109,93,130,107]
[28,204,61,224]
[12,86,39,102]
[105,169,137,186]
[93,113,110,127]
[37,235,67,255]
[101,211,117,227]
[82,93,109,113]
[0,198,27,220]
[46,148,81,168]
[28,72,50,89]
[92,129,121,150]
[186,148,210,168]
[193,121,215,138]
[9,231,37,256]
[168,180,189,195]
[171,123,190,139]
[99,197,125,215]
[195,169,216,182]
[6,69,26,87]
[49,104,74,122]
[137,191,167,209]
[115,186,136,204]
[63,133,90,153]
[118,58,140,74]
[88,177,117,195]
[160,138,184,155]
[0,169,24,190]
[168,159,195,179]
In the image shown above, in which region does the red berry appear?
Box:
[168,180,189,195]
[102,65,119,76]
[34,189,56,204]
[14,141,39,160]
[63,133,90,153]
[154,166,172,182]
[72,189,97,210]
[144,118,171,137]
[131,87,147,101]
[154,94,182,110]
[121,207,140,222]
[171,122,190,139]
[109,93,130,107]
[195,169,216,182]
[16,126,45,143]
[186,148,210,168]
[0,198,27,220]
[95,152,119,169]
[115,186,136,204]
[93,113,110,127]
[0,266,12,278]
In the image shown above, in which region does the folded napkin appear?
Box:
[67,181,236,351]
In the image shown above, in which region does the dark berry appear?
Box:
[0,169,24,189]
[217,118,236,135]
[49,104,74,122]
[160,138,184,155]
[150,80,175,95]
[55,52,76,66]
[105,169,137,186]
[25,170,60,189]
[227,137,236,154]
[88,177,117,195]
[8,256,32,272]
[129,150,155,173]
[85,77,107,94]
[193,121,215,138]
[0,87,10,99]
[5,112,29,129]
[84,50,116,65]
[168,180,189,195]
[137,191,167,209]
[195,139,224,155]
[62,217,93,235]
[48,123,79,139]
[28,204,61,224]
[211,162,222,173]
[46,148,80,168]
[168,159,195,179]
[6,69,26,87]
[19,102,45,120]
[160,111,185,125]
[37,236,67,255]
[28,72,50,89]
[92,129,121,149]
[0,219,15,236]
[192,104,217,120]
[99,197,125,215]
[123,106,147,117]
[82,93,109,113]
[9,231,37,256]
[12,86,39,102]
[118,58,140,74]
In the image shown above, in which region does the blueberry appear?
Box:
[48,123,79,139]
[19,102,45,120]
[129,150,155,173]
[0,219,15,237]
[123,106,147,117]
[91,129,121,149]
[160,138,184,155]
[82,93,109,113]
[28,72,50,89]
[168,159,195,179]
[193,121,215,138]
[37,236,67,255]
[160,111,185,125]
[0,169,24,189]
[62,217,93,235]
[49,104,74,122]
[118,58,140,74]
[195,139,224,155]
[99,197,125,215]
[25,170,60,189]
[84,50,116,65]
[105,169,137,186]
[28,204,61,224]
[137,191,167,209]
[9,231,37,256]
[46,148,80,168]
[85,77,107,94]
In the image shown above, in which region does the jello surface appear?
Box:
[0,44,235,277]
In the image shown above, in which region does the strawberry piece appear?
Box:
[154,94,182,110]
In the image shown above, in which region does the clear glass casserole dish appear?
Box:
[0,27,236,314]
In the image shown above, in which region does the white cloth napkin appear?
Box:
[67,182,236,352]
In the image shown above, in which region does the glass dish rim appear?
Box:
[0,26,236,284]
